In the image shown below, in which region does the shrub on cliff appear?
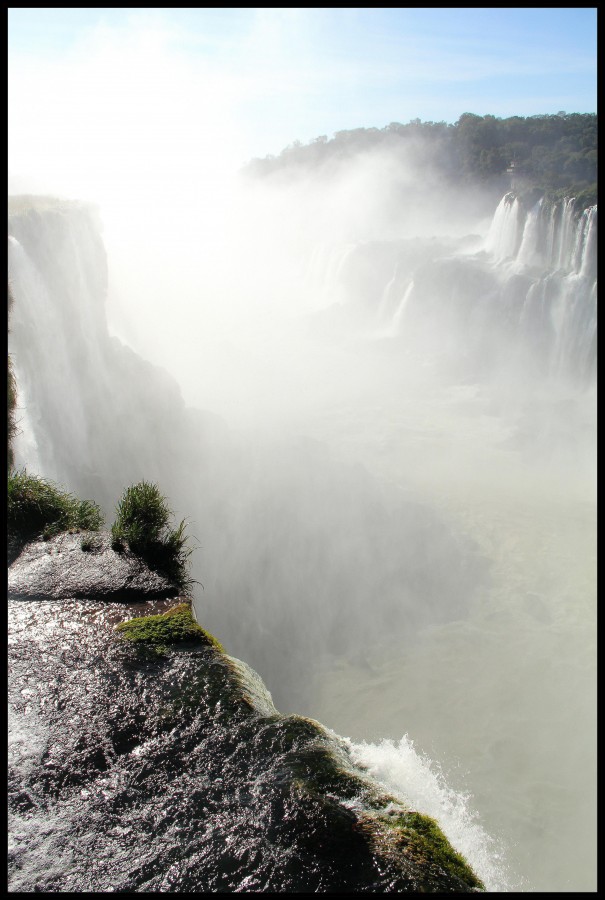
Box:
[111,481,170,547]
[111,481,194,592]
[7,469,104,542]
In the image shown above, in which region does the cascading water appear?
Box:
[484,192,523,261]
[303,242,357,309]
[295,193,596,893]
[8,188,596,892]
[344,193,598,387]
[389,280,414,335]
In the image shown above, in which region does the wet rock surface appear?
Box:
[8,597,483,892]
[8,532,178,601]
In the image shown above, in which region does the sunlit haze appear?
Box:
[8,7,597,894]
[9,7,596,194]
[8,8,597,404]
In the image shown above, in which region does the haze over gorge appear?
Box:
[8,116,596,892]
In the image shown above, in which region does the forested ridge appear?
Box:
[246,112,597,209]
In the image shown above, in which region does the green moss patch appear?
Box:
[370,810,485,890]
[115,602,224,654]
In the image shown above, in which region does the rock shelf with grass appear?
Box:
[7,477,193,600]
[7,469,104,564]
[111,481,195,593]
[7,474,484,891]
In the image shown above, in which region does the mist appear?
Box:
[8,13,596,894]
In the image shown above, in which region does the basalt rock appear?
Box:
[8,594,484,892]
[8,531,178,601]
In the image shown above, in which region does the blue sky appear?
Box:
[8,7,597,201]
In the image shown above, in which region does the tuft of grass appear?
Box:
[111,481,170,547]
[111,481,195,592]
[115,601,223,655]
[8,469,104,544]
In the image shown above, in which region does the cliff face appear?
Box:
[8,197,223,516]
[8,584,483,893]
[330,194,597,385]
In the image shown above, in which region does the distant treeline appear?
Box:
[246,113,597,208]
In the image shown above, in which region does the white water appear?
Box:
[348,735,513,891]
[8,189,597,892]
[302,382,596,892]
[484,193,522,261]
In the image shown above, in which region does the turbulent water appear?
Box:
[11,596,487,892]
[8,188,597,892]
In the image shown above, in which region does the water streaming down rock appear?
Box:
[314,190,596,387]
[8,592,488,892]
[7,200,223,518]
[336,191,597,387]
[303,241,357,309]
[390,280,414,335]
[7,190,597,892]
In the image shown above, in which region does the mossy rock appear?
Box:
[115,602,224,655]
[361,809,485,891]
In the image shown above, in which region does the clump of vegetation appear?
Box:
[111,481,195,592]
[8,469,104,543]
[115,601,223,656]
[111,480,171,548]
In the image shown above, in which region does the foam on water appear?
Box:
[348,734,517,892]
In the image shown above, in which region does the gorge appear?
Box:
[8,171,596,891]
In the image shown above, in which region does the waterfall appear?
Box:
[358,193,598,384]
[557,197,580,270]
[7,190,596,892]
[8,201,194,513]
[304,190,597,389]
[376,271,398,321]
[546,197,577,270]
[575,205,597,280]
[348,735,513,892]
[516,199,543,267]
[303,241,357,308]
[390,280,414,334]
[484,192,523,261]
[7,219,105,486]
